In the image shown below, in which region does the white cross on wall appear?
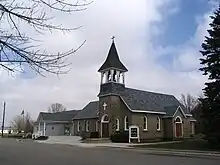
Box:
[103,102,107,110]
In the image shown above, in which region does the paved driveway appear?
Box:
[0,138,219,165]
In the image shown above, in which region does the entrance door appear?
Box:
[176,123,182,138]
[102,123,109,137]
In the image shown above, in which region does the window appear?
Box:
[77,121,80,132]
[124,116,128,131]
[95,121,99,132]
[116,119,120,131]
[52,127,54,130]
[143,116,148,131]
[156,117,161,131]
[86,121,89,132]
[175,117,181,123]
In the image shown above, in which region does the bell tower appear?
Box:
[98,37,128,89]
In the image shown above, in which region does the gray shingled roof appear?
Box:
[72,84,189,120]
[118,88,182,112]
[73,101,99,119]
[39,110,80,122]
[164,105,180,116]
[98,83,187,115]
[98,42,128,72]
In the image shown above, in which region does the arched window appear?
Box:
[116,119,120,131]
[156,117,161,131]
[175,116,182,123]
[86,121,89,132]
[95,121,99,132]
[77,121,80,132]
[124,116,128,131]
[101,114,109,123]
[144,116,148,131]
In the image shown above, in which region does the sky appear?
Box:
[0,0,217,125]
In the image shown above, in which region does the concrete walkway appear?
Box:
[36,136,182,148]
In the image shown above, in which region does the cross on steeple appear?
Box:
[111,36,115,42]
[103,102,107,110]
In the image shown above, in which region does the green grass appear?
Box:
[134,139,220,152]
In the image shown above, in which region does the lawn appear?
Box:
[134,139,220,152]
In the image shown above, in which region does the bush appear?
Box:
[110,131,129,143]
[90,132,99,138]
[35,136,48,140]
[80,131,87,140]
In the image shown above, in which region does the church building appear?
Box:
[72,39,196,141]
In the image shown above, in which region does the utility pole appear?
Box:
[1,101,6,137]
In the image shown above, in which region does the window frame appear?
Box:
[85,121,89,132]
[124,116,128,131]
[156,117,161,131]
[143,116,148,131]
[116,118,120,131]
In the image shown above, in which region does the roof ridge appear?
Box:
[125,87,175,97]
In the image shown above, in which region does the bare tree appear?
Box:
[11,115,23,132]
[0,0,91,76]
[48,103,66,113]
[179,93,198,113]
[11,112,34,132]
[24,112,34,133]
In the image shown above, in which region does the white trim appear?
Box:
[101,114,109,123]
[124,116,128,131]
[172,106,187,118]
[43,122,46,136]
[156,117,161,131]
[85,120,89,132]
[98,93,167,115]
[174,116,183,138]
[131,110,166,115]
[143,116,148,131]
[186,114,193,117]
[190,119,196,122]
[174,116,182,123]
[116,118,120,131]
[95,121,99,132]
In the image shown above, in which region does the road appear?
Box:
[0,138,219,165]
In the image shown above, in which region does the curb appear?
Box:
[119,147,220,159]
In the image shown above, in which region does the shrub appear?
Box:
[80,131,87,140]
[90,132,99,138]
[35,136,48,140]
[110,131,129,143]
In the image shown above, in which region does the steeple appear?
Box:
[98,38,128,72]
[98,38,128,85]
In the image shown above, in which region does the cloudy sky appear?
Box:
[0,0,216,125]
